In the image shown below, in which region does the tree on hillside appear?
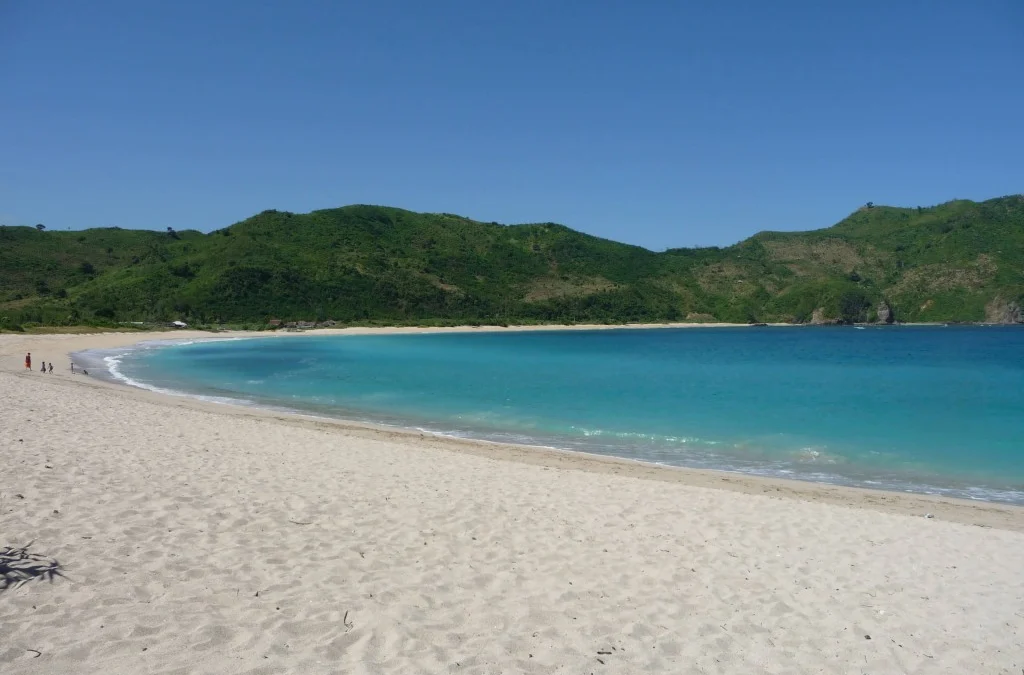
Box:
[839,289,870,324]
[35,223,45,231]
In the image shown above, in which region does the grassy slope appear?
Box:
[2,196,1022,327]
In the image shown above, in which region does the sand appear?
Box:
[1,330,1022,674]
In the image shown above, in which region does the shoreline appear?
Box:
[3,318,1019,339]
[2,328,1022,531]
[75,333,1024,510]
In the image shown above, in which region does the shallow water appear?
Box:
[83,326,1024,504]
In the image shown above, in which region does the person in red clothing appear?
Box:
[25,352,31,370]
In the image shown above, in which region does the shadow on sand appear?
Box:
[1,542,65,591]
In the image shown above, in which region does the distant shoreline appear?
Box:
[4,318,1021,337]
[1,326,1022,532]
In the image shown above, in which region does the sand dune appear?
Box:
[1,331,1023,674]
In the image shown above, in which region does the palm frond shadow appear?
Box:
[1,542,66,592]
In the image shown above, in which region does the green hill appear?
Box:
[2,196,1022,329]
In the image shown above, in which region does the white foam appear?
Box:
[102,352,253,406]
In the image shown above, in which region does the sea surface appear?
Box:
[79,326,1024,504]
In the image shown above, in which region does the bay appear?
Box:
[88,326,1024,504]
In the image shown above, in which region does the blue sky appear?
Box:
[1,1,1021,249]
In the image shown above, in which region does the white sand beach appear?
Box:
[1,330,1022,674]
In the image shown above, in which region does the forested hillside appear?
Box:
[2,196,1022,329]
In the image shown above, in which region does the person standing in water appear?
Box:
[48,363,53,374]
[71,361,75,374]
[25,352,31,370]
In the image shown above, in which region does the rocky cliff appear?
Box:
[984,297,1023,324]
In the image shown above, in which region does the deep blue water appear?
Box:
[85,327,1024,503]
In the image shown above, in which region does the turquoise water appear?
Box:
[86,327,1024,503]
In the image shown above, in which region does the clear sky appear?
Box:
[1,1,1022,249]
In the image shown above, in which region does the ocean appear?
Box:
[79,326,1024,504]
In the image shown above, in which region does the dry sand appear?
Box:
[1,329,1022,674]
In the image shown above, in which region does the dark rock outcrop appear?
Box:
[876,301,894,324]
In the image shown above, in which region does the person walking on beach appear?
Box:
[25,352,31,370]
[40,361,47,373]
[48,363,53,374]
[71,361,75,374]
